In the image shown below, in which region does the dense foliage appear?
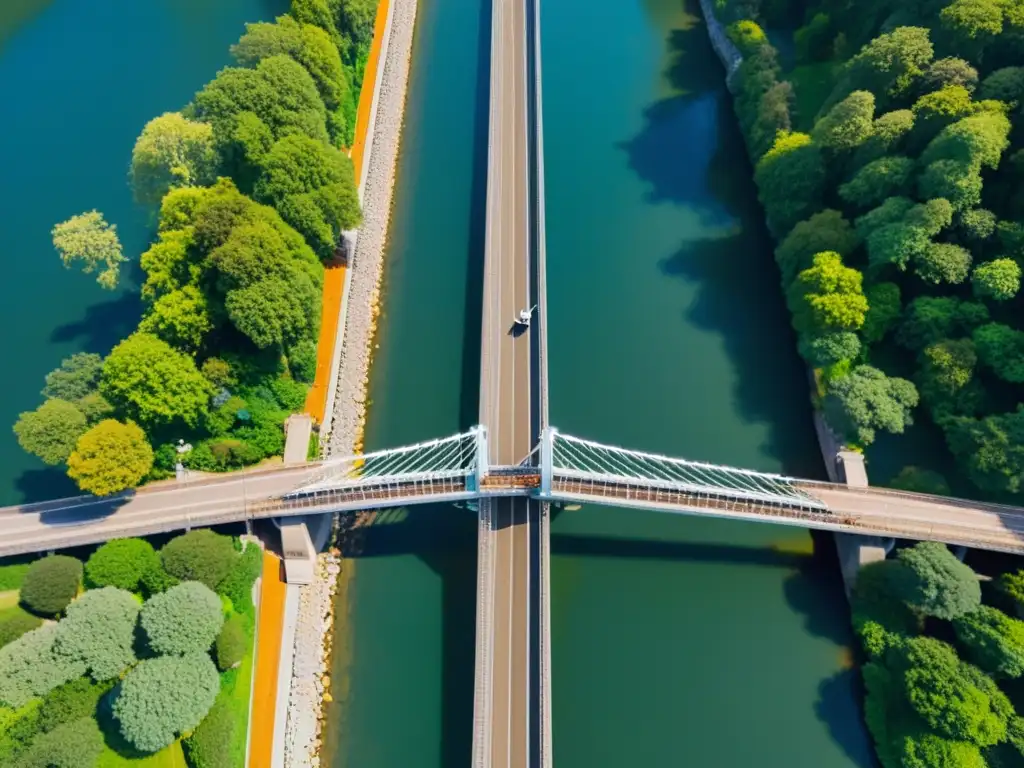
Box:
[112,653,220,752]
[0,625,86,707]
[215,614,249,670]
[140,581,224,656]
[54,588,140,681]
[713,0,1024,498]
[18,0,370,493]
[84,538,160,591]
[160,529,238,590]
[19,555,82,617]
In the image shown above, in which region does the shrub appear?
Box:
[139,558,179,597]
[726,20,768,55]
[288,339,317,383]
[218,544,263,615]
[954,606,1024,677]
[215,614,249,671]
[889,466,951,495]
[0,609,41,649]
[20,555,82,617]
[15,716,104,768]
[84,538,160,591]
[0,625,85,707]
[67,419,154,496]
[55,587,139,681]
[161,529,237,590]
[113,654,220,753]
[893,541,980,619]
[140,581,224,656]
[37,677,110,733]
[183,696,235,768]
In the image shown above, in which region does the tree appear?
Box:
[0,610,41,649]
[954,606,1024,677]
[217,543,262,615]
[774,209,859,284]
[139,581,224,656]
[289,0,340,42]
[915,241,972,284]
[889,466,951,495]
[918,339,980,419]
[100,333,212,429]
[830,26,933,107]
[897,296,989,350]
[0,625,85,707]
[54,587,139,681]
[920,57,979,93]
[51,211,125,290]
[225,274,320,349]
[67,420,154,496]
[893,541,980,619]
[973,258,1021,300]
[940,0,1004,62]
[812,90,875,152]
[215,614,248,670]
[1000,570,1024,618]
[15,716,104,768]
[922,111,1011,170]
[979,66,1024,103]
[823,365,918,445]
[288,339,317,383]
[137,286,212,353]
[42,353,102,401]
[798,331,861,366]
[183,696,235,768]
[853,110,915,168]
[851,559,920,656]
[838,156,915,208]
[37,677,110,733]
[900,732,986,768]
[754,132,826,236]
[338,0,377,46]
[946,407,1024,493]
[856,196,916,239]
[85,538,160,591]
[20,555,82,617]
[161,530,237,590]
[787,251,868,335]
[973,323,1024,382]
[865,199,954,273]
[958,207,997,244]
[113,653,220,752]
[13,399,88,466]
[912,86,979,147]
[130,113,217,206]
[862,282,901,343]
[918,159,983,212]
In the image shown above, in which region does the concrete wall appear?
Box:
[697,0,742,91]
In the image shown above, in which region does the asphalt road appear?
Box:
[476,0,535,760]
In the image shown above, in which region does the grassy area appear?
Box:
[97,741,189,768]
[0,590,20,610]
[0,562,30,591]
[788,61,837,130]
[226,645,256,766]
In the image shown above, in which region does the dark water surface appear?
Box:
[0,0,287,505]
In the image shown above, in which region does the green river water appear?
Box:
[1,0,876,765]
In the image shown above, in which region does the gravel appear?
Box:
[282,0,419,761]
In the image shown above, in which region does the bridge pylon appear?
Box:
[539,426,555,497]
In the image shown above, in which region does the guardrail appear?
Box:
[471,500,496,767]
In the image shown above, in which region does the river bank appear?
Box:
[280,0,421,761]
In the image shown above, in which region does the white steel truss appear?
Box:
[545,429,827,511]
[291,428,482,495]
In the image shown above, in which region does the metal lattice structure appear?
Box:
[543,429,827,512]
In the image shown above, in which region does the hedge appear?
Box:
[140,581,224,656]
[0,609,42,649]
[183,696,235,768]
[215,614,249,671]
[217,544,262,615]
[16,715,104,768]
[19,555,82,617]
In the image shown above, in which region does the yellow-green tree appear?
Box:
[67,420,154,496]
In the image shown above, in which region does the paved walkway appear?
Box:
[249,551,287,768]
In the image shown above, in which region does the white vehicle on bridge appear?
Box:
[515,304,537,326]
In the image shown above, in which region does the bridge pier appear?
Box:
[834,534,895,595]
[277,518,317,585]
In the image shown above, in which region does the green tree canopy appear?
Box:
[812,90,876,152]
[839,156,915,208]
[915,241,973,284]
[921,111,1011,170]
[958,207,997,243]
[889,466,951,495]
[979,66,1024,103]
[13,399,88,467]
[921,57,979,93]
[940,0,1004,62]
[214,614,249,671]
[912,85,980,147]
[15,716,104,768]
[100,333,212,429]
[774,209,859,284]
[831,26,933,107]
[42,353,102,402]
[893,541,981,619]
[754,132,826,236]
[140,581,224,656]
[0,625,85,707]
[862,282,902,343]
[853,109,915,167]
[899,732,987,768]
[113,653,220,753]
[918,338,980,419]
[85,538,160,591]
[51,211,125,290]
[798,331,861,367]
[54,587,139,681]
[137,285,213,353]
[130,112,217,206]
[160,530,238,590]
[897,296,989,350]
[954,606,1024,677]
[787,251,869,334]
[823,365,919,445]
[946,407,1024,493]
[974,322,1024,382]
[972,258,1021,300]
[67,420,153,496]
[918,158,983,211]
[20,555,82,617]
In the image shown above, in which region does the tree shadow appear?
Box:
[780,531,854,645]
[49,289,143,352]
[14,467,79,504]
[815,670,879,768]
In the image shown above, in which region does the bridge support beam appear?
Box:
[834,534,895,595]
[476,427,489,493]
[540,427,554,497]
[277,518,317,585]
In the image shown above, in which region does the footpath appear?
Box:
[249,551,287,768]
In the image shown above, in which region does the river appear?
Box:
[0,0,288,505]
[323,0,875,764]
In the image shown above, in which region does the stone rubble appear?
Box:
[282,0,419,760]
